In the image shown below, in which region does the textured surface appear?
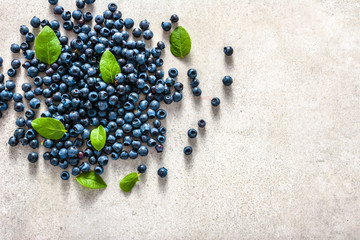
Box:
[0,0,360,239]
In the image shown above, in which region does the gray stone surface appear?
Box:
[0,0,359,239]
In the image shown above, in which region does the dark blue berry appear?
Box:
[60,171,70,180]
[158,167,168,178]
[28,152,39,163]
[223,75,233,86]
[170,14,179,23]
[161,22,171,31]
[198,119,206,128]
[188,129,197,138]
[211,97,220,106]
[137,164,147,173]
[184,146,193,155]
[224,46,233,56]
[187,68,197,79]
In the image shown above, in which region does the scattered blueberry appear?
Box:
[211,97,221,107]
[170,14,179,23]
[137,164,147,173]
[223,76,233,86]
[188,129,198,138]
[224,46,233,56]
[157,167,168,178]
[198,119,206,128]
[184,146,192,155]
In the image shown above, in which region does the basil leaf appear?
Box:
[119,172,141,192]
[76,171,107,189]
[169,26,191,58]
[34,26,62,65]
[31,117,67,140]
[100,50,121,83]
[90,125,106,151]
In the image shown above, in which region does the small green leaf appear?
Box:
[169,26,191,58]
[90,125,106,151]
[31,117,67,140]
[76,171,107,189]
[100,50,121,83]
[120,172,141,192]
[34,26,62,65]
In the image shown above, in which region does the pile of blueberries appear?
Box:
[1,0,233,181]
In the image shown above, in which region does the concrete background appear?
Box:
[0,0,359,239]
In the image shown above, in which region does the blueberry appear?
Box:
[53,6,64,15]
[16,118,26,127]
[71,167,81,176]
[11,59,21,69]
[29,139,39,149]
[211,97,220,107]
[79,162,90,172]
[5,80,15,90]
[132,28,142,38]
[14,103,25,112]
[68,146,79,158]
[21,83,31,93]
[170,14,179,23]
[192,87,202,96]
[174,82,183,92]
[184,146,193,155]
[158,167,168,178]
[198,119,206,128]
[7,68,16,77]
[223,75,233,86]
[43,152,51,160]
[94,165,104,175]
[108,2,117,11]
[168,68,178,78]
[224,46,233,56]
[59,160,68,169]
[48,0,58,5]
[30,16,41,28]
[29,98,41,109]
[28,152,39,163]
[124,18,134,29]
[120,150,129,160]
[98,155,109,166]
[25,33,35,43]
[188,129,197,138]
[76,0,85,9]
[14,128,25,139]
[161,21,172,31]
[155,144,164,153]
[129,150,138,159]
[43,139,54,148]
[137,164,147,173]
[138,146,148,156]
[187,68,197,79]
[172,92,182,102]
[50,158,59,166]
[60,171,70,180]
[19,25,29,35]
[8,136,18,146]
[189,78,199,87]
[143,30,153,40]
[11,44,20,53]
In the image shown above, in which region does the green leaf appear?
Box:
[34,26,62,65]
[90,125,106,151]
[100,50,121,83]
[76,171,107,189]
[169,26,191,58]
[31,117,67,140]
[120,172,141,192]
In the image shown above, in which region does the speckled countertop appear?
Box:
[0,0,359,239]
